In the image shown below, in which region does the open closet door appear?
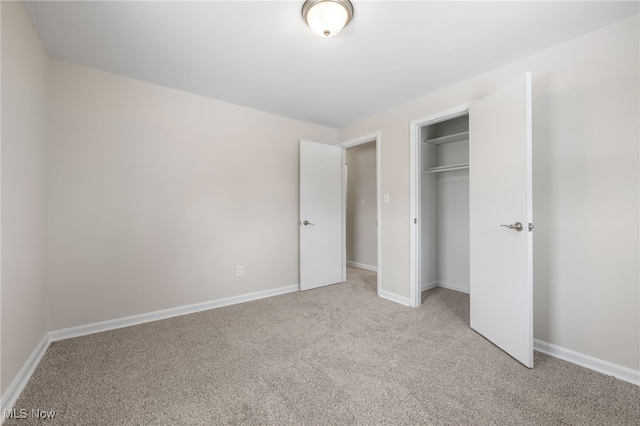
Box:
[469,73,533,368]
[299,140,344,291]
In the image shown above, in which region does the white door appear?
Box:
[299,140,344,291]
[469,72,533,368]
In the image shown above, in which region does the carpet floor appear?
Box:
[5,266,639,425]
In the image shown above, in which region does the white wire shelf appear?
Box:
[423,163,470,173]
[423,131,470,146]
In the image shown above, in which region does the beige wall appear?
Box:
[338,16,639,370]
[1,2,50,395]
[346,142,377,268]
[47,61,337,330]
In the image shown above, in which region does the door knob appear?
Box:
[501,222,523,232]
[302,220,315,226]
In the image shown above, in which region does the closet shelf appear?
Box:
[423,163,469,173]
[423,131,469,146]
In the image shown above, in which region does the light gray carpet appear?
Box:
[5,266,639,425]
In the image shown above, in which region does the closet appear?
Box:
[411,73,533,367]
[420,113,470,294]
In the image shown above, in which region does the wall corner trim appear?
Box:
[378,290,412,307]
[533,339,639,386]
[1,334,51,417]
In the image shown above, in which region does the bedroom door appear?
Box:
[469,72,534,368]
[299,140,344,291]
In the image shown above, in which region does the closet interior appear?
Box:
[420,113,470,295]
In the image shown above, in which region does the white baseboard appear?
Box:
[534,339,639,386]
[421,281,438,292]
[437,281,470,294]
[346,260,377,272]
[420,282,470,294]
[1,334,50,419]
[50,284,299,342]
[378,289,411,307]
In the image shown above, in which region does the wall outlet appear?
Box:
[236,265,244,277]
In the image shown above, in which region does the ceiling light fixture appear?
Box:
[302,0,354,38]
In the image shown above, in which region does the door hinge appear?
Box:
[414,218,417,224]
[528,223,534,232]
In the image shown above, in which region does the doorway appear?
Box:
[341,132,381,295]
[409,104,472,307]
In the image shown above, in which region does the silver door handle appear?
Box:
[302,220,315,226]
[501,222,523,232]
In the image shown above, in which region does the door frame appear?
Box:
[409,104,472,308]
[340,132,382,295]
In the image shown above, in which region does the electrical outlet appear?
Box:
[236,265,244,277]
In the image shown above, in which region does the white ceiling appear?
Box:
[23,1,639,128]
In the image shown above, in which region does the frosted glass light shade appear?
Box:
[302,0,354,38]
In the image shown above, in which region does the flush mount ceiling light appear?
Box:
[302,0,354,38]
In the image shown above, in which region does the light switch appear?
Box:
[361,199,366,206]
[384,194,390,204]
